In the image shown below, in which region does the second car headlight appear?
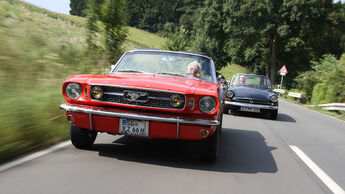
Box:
[270,95,278,103]
[226,90,234,98]
[91,86,103,99]
[66,83,82,99]
[199,96,217,113]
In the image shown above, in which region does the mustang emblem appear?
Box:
[123,90,148,102]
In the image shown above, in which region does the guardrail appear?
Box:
[288,92,302,99]
[316,103,345,111]
[273,89,286,94]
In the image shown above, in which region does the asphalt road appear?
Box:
[1,99,345,194]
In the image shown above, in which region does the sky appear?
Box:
[23,0,70,15]
[23,0,345,15]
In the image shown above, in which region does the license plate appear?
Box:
[119,119,149,137]
[240,106,260,113]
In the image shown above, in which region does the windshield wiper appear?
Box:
[117,69,146,73]
[156,72,187,78]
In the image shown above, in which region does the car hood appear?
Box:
[67,73,215,95]
[232,87,273,101]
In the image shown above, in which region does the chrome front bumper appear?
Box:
[225,101,278,110]
[60,104,219,126]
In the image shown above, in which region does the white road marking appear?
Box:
[0,141,71,173]
[289,145,345,194]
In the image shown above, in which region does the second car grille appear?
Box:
[232,98,271,105]
[90,85,186,110]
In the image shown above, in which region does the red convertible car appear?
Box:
[60,49,224,161]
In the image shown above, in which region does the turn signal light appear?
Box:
[199,129,209,137]
[67,115,75,123]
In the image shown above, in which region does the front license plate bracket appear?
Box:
[240,106,260,113]
[119,119,149,137]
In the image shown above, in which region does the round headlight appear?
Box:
[170,94,182,107]
[91,86,103,99]
[66,83,82,99]
[226,90,234,98]
[270,95,278,103]
[199,96,217,113]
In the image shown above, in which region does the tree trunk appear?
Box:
[270,33,278,84]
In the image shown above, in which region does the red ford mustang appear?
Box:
[60,49,225,161]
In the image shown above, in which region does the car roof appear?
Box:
[129,48,212,60]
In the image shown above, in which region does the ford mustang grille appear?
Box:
[90,85,186,110]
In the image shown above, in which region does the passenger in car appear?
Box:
[236,75,246,84]
[187,61,202,78]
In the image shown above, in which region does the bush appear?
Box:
[86,0,127,63]
[296,54,345,104]
[295,71,318,102]
[163,26,190,51]
[311,83,330,104]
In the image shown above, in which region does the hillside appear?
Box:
[0,0,165,163]
[218,63,251,81]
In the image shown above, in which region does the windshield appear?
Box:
[112,51,215,83]
[231,74,271,89]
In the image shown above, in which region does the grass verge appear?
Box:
[0,0,165,164]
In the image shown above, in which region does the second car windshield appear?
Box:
[231,74,271,88]
[113,51,214,82]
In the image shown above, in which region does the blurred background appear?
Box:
[0,0,165,163]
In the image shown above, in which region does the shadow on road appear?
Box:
[230,112,296,123]
[276,113,296,123]
[90,128,278,173]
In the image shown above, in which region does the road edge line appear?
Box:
[0,141,71,173]
[289,145,345,194]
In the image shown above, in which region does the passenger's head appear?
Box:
[239,75,246,83]
[187,61,201,76]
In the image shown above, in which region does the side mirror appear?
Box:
[109,65,115,72]
[217,75,223,84]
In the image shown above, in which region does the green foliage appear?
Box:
[125,0,180,32]
[297,54,345,104]
[311,83,330,104]
[70,0,88,16]
[0,0,91,163]
[295,71,318,102]
[0,0,165,163]
[163,26,190,51]
[187,0,345,86]
[124,0,204,33]
[191,0,229,70]
[86,0,127,63]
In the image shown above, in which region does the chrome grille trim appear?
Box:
[232,98,271,105]
[91,85,186,110]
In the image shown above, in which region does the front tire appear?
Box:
[268,110,278,120]
[223,107,229,114]
[199,127,219,162]
[219,113,223,134]
[70,124,97,149]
